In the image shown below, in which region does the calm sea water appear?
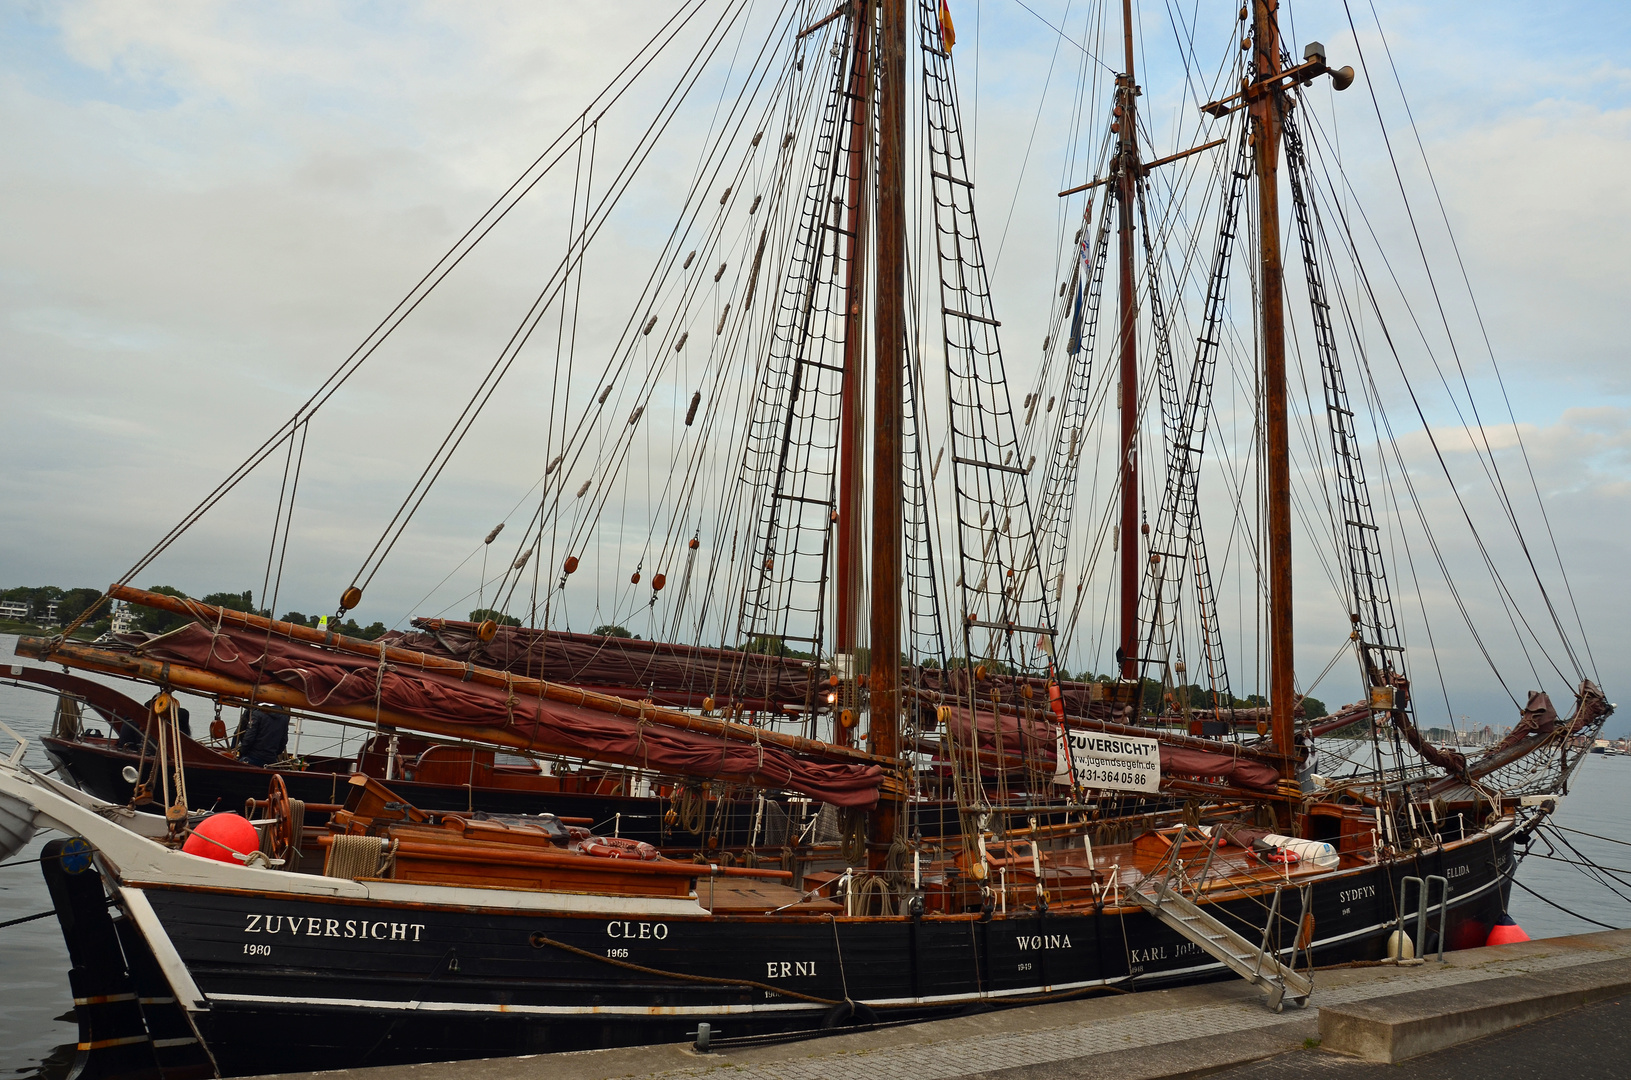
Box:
[1,633,1626,1075]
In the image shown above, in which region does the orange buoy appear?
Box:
[564,556,580,574]
[1486,914,1530,946]
[182,813,260,864]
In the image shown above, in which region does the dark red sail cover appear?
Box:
[133,625,880,807]
[937,706,1279,792]
[386,621,821,712]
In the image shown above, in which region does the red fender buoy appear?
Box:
[182,813,260,864]
[1486,914,1530,946]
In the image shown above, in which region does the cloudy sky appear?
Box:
[2,0,1626,734]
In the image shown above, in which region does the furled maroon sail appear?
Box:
[131,624,881,807]
[390,620,821,712]
[936,704,1280,792]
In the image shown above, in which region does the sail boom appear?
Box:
[15,632,887,807]
[98,586,891,770]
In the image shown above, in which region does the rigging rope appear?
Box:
[80,0,721,634]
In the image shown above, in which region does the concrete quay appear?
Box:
[254,928,1631,1080]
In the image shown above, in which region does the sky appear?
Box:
[2,0,1628,735]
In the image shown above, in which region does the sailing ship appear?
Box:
[0,0,1609,1076]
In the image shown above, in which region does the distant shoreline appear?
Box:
[0,619,97,640]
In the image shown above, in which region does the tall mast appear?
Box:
[867,0,906,867]
[1250,0,1297,814]
[1115,0,1140,682]
[835,0,872,680]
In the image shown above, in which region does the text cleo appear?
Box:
[606,921,669,940]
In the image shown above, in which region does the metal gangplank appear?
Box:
[1130,837,1313,1011]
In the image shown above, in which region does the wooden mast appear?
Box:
[867,0,905,867]
[835,0,871,692]
[1115,0,1140,684]
[1250,0,1298,821]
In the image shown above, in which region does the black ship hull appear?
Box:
[59,832,1512,1076]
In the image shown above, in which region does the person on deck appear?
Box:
[237,707,290,767]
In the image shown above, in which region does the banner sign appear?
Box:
[1054,730,1161,793]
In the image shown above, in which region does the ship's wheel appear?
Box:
[264,774,295,859]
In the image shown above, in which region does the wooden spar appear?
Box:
[1057,138,1225,197]
[1115,0,1140,684]
[909,696,1282,764]
[795,3,849,40]
[1251,0,1298,821]
[835,0,870,673]
[16,636,873,797]
[867,0,906,869]
[92,584,896,770]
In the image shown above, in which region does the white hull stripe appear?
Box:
[73,993,137,1005]
[210,993,827,1017]
[77,1035,149,1051]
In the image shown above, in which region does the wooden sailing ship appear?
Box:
[0,0,1609,1076]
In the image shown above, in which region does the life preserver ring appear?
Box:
[582,836,660,861]
[1263,847,1299,866]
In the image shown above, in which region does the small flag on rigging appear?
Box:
[938,0,956,49]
